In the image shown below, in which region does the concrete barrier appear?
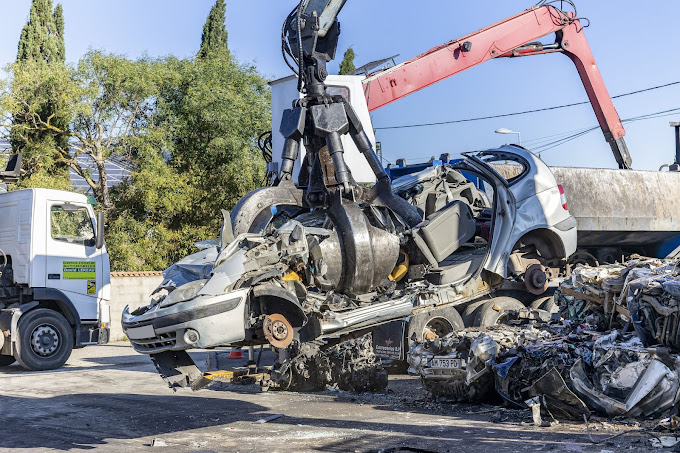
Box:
[109,272,163,341]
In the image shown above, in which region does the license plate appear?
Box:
[126,325,155,340]
[430,357,463,369]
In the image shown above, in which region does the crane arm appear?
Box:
[362,5,632,169]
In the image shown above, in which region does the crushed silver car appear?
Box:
[122,146,576,391]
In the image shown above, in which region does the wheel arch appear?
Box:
[31,288,81,330]
[513,228,567,259]
[507,227,567,275]
[251,284,307,328]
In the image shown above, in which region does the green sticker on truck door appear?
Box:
[63,261,96,280]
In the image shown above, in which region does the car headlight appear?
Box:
[160,279,207,308]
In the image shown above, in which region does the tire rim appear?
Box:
[423,318,454,340]
[30,324,60,356]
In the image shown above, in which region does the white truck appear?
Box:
[0,155,111,370]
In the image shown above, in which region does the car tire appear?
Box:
[0,355,16,367]
[408,308,464,343]
[530,296,558,314]
[15,309,74,371]
[461,301,488,327]
[474,297,526,327]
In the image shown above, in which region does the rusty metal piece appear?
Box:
[263,313,294,348]
[525,263,549,295]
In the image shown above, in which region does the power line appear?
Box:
[533,107,680,154]
[374,80,680,131]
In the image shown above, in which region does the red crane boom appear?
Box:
[361,4,632,169]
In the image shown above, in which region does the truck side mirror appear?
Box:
[0,154,22,184]
[96,212,105,249]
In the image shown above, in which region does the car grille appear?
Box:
[129,332,177,353]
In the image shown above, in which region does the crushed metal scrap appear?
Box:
[409,258,680,420]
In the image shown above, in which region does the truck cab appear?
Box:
[0,188,110,370]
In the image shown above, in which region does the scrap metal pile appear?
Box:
[408,257,680,420]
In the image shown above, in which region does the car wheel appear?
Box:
[15,309,74,371]
[474,297,526,327]
[0,355,16,367]
[530,296,559,314]
[461,301,488,327]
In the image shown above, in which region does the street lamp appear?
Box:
[495,128,521,146]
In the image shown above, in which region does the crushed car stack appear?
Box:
[408,257,680,420]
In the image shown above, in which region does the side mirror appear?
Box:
[0,154,22,184]
[96,212,105,249]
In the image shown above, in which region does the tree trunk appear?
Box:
[95,157,111,210]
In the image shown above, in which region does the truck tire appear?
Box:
[530,296,558,314]
[14,309,74,371]
[461,301,488,327]
[0,355,16,367]
[408,308,464,343]
[474,297,525,327]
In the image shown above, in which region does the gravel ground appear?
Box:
[0,342,674,452]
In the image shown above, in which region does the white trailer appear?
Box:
[0,186,111,370]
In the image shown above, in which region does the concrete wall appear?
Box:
[109,272,163,341]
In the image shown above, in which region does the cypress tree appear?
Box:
[16,0,65,64]
[53,4,65,62]
[198,0,229,59]
[12,0,70,176]
[339,47,356,75]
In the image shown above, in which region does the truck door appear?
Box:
[45,201,99,321]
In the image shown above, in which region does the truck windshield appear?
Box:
[51,205,95,246]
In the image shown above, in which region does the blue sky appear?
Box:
[1,1,679,170]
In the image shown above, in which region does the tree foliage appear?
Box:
[1,0,272,272]
[339,47,356,75]
[105,53,270,271]
[198,0,229,59]
[12,0,69,185]
[17,0,65,64]
[3,52,165,209]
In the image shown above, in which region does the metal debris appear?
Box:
[410,258,680,421]
[263,334,388,393]
[150,438,167,447]
[254,414,284,424]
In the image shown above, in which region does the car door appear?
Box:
[45,200,99,321]
[456,153,517,278]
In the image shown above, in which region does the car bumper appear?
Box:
[122,288,249,354]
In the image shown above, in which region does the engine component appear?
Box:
[265,334,388,393]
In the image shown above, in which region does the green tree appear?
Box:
[161,56,270,216]
[2,52,165,209]
[16,0,65,64]
[339,46,356,75]
[53,4,65,62]
[105,50,270,271]
[198,0,229,59]
[11,0,69,186]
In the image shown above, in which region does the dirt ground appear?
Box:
[0,342,673,452]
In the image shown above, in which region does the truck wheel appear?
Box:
[408,308,464,342]
[461,301,487,327]
[14,309,74,371]
[530,296,558,314]
[0,355,16,367]
[474,297,525,327]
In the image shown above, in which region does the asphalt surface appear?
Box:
[0,343,672,452]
